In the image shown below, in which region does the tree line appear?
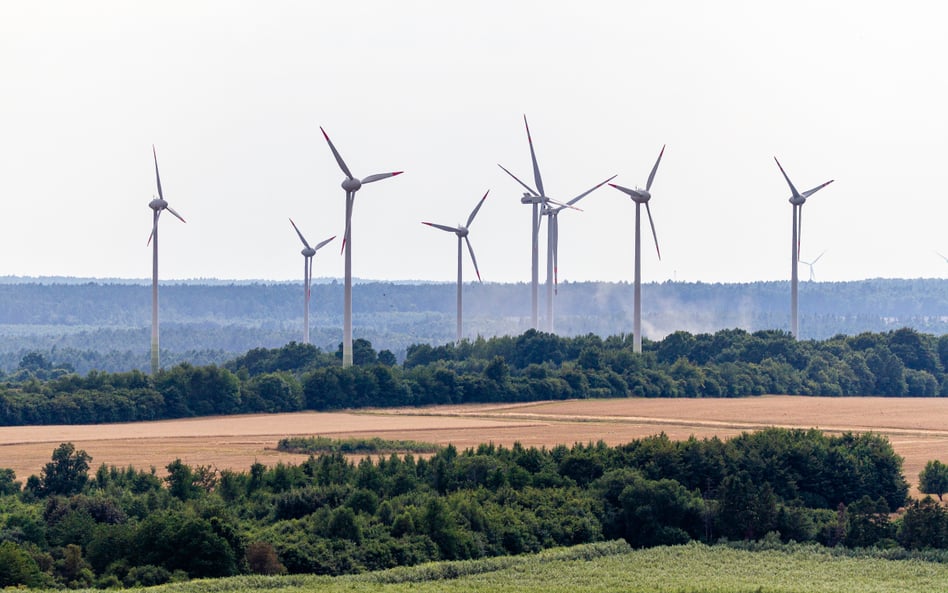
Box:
[1,327,947,426]
[1,278,946,374]
[7,427,948,588]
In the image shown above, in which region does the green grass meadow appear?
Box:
[69,541,948,593]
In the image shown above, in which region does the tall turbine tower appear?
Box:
[321,127,402,367]
[542,175,615,332]
[422,191,488,343]
[148,145,186,375]
[774,157,833,339]
[610,146,665,354]
[498,115,613,332]
[289,219,334,344]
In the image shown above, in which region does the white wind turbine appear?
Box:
[542,175,615,332]
[498,115,614,332]
[321,127,402,367]
[147,145,186,376]
[800,250,826,282]
[289,219,334,345]
[610,146,665,354]
[422,190,489,343]
[774,157,834,339]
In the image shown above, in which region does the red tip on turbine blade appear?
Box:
[391,171,404,177]
[608,184,618,188]
[320,127,329,140]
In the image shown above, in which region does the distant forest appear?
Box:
[0,278,945,374]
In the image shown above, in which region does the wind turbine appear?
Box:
[800,250,826,282]
[147,145,186,376]
[610,145,665,354]
[542,175,615,332]
[422,190,488,343]
[498,115,614,332]
[774,157,834,339]
[321,126,402,367]
[289,219,334,344]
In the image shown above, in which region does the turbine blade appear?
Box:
[568,175,618,206]
[544,196,582,212]
[320,126,354,180]
[362,171,404,184]
[422,221,460,233]
[813,250,826,264]
[609,183,637,197]
[646,145,666,192]
[147,211,160,245]
[146,227,155,246]
[523,115,545,197]
[306,257,313,297]
[289,218,312,249]
[802,179,834,198]
[314,235,336,252]
[645,202,661,260]
[152,145,164,201]
[465,190,489,228]
[341,194,353,254]
[166,206,186,223]
[797,204,803,261]
[552,213,559,294]
[497,164,539,197]
[774,157,803,200]
[937,251,948,263]
[465,235,482,282]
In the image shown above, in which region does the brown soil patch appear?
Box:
[2,397,946,497]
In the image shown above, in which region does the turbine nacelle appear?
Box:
[342,177,362,192]
[301,247,316,257]
[148,197,168,211]
[789,195,806,206]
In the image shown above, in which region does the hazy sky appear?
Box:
[2,1,947,285]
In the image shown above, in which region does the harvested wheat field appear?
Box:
[1,396,947,496]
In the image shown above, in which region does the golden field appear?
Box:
[2,396,947,496]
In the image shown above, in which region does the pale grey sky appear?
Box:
[2,0,946,284]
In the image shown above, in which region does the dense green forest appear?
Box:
[0,278,945,373]
[1,327,946,426]
[6,429,948,588]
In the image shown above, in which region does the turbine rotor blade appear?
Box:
[645,201,661,260]
[552,213,559,294]
[646,145,666,192]
[568,175,618,206]
[466,190,489,228]
[498,164,539,197]
[609,183,637,197]
[523,115,545,197]
[544,196,582,212]
[320,127,354,180]
[464,235,482,282]
[289,218,312,249]
[147,211,161,245]
[797,204,803,261]
[314,235,336,252]
[341,193,353,254]
[152,145,164,201]
[166,206,186,223]
[802,179,834,198]
[774,157,802,200]
[812,250,826,264]
[422,221,460,234]
[362,171,403,184]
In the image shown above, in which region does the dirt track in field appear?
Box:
[1,396,946,496]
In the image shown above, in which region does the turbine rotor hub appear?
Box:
[631,190,651,204]
[149,198,167,211]
[789,196,806,205]
[302,248,316,257]
[342,178,362,192]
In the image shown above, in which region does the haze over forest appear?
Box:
[0,277,944,374]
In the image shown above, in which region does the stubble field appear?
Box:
[2,396,947,495]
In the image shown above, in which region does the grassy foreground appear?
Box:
[72,541,948,593]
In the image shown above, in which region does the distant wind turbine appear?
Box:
[800,250,826,282]
[498,115,613,332]
[542,175,615,332]
[148,145,186,376]
[321,127,402,367]
[774,157,834,339]
[289,219,334,345]
[610,145,665,354]
[422,190,489,343]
